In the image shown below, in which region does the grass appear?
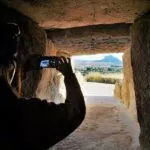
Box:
[85,72,123,84]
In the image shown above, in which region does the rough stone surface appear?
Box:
[124,49,137,120]
[1,0,150,28]
[47,23,131,55]
[114,80,122,102]
[114,49,137,120]
[0,3,47,97]
[131,12,150,150]
[35,40,60,101]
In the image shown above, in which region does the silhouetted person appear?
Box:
[0,22,86,150]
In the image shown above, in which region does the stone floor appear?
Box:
[49,97,140,150]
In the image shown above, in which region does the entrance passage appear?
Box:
[50,53,140,150]
[50,97,140,150]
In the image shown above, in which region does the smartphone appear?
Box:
[24,55,59,71]
[39,56,59,68]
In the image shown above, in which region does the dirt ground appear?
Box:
[49,97,140,150]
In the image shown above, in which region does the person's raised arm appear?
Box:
[56,57,86,121]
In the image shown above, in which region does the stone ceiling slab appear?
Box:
[46,23,131,55]
[1,0,150,28]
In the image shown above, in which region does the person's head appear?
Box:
[0,22,20,85]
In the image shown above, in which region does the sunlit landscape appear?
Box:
[72,53,124,84]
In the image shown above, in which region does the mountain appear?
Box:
[73,55,123,68]
[98,55,123,65]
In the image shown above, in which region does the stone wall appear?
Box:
[36,40,64,103]
[46,24,131,55]
[114,48,137,120]
[131,12,150,150]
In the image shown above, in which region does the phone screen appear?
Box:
[40,59,50,68]
[40,57,58,68]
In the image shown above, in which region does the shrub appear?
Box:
[85,72,102,82]
[85,72,122,84]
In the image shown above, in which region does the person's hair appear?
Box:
[0,22,21,96]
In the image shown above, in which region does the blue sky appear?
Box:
[72,53,124,61]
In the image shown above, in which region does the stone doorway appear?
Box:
[1,2,150,149]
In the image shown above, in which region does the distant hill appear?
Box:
[97,55,123,65]
[74,55,123,67]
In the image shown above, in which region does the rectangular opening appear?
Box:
[72,53,124,97]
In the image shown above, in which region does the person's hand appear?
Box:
[56,56,73,77]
